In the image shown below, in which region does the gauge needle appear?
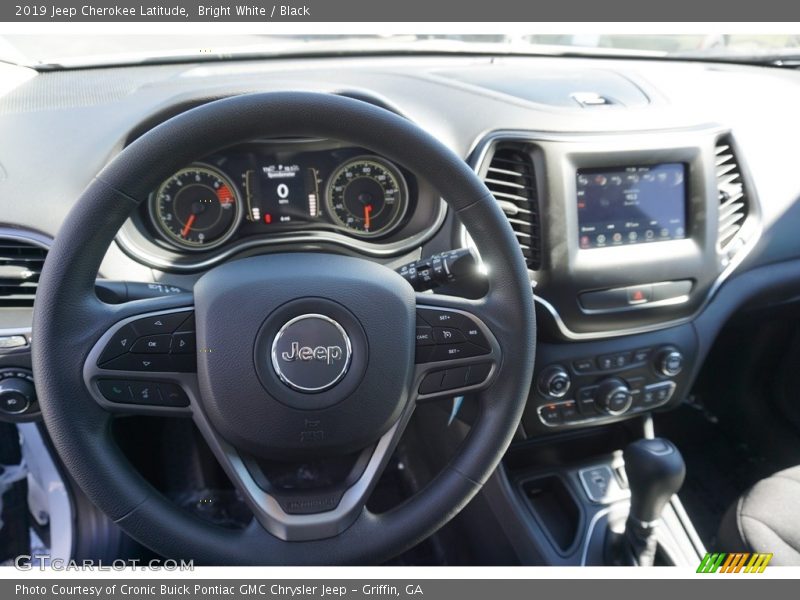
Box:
[181,214,196,238]
[364,204,372,230]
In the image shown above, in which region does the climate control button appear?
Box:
[595,377,633,416]
[537,365,571,399]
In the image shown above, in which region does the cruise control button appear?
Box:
[417,308,460,327]
[97,380,132,403]
[415,326,435,346]
[158,383,190,407]
[97,324,137,364]
[171,332,196,354]
[131,311,193,336]
[430,342,489,362]
[131,334,172,354]
[460,322,489,349]
[434,327,465,344]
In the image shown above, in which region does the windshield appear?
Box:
[2,34,800,69]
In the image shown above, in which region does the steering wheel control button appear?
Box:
[415,326,435,346]
[98,310,197,373]
[271,314,352,393]
[442,367,470,390]
[415,307,492,364]
[129,382,162,405]
[131,311,193,336]
[97,380,133,404]
[433,327,465,344]
[465,362,492,386]
[419,371,445,394]
[131,334,172,354]
[430,342,488,362]
[101,353,173,372]
[417,308,459,327]
[156,383,190,407]
[171,332,196,354]
[97,323,137,364]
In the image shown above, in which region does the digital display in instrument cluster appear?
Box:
[148,146,412,251]
[247,160,320,226]
[576,163,687,250]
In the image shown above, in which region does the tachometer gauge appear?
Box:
[325,157,408,238]
[150,165,242,251]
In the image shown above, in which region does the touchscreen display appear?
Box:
[576,163,687,249]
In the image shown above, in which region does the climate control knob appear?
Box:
[537,365,571,399]
[657,348,684,377]
[595,377,633,416]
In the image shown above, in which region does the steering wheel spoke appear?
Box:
[191,399,415,542]
[414,293,501,401]
[82,297,197,416]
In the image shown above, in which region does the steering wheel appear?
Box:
[32,92,535,564]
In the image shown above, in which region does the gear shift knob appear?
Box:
[624,437,686,524]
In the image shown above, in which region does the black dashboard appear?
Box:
[1,53,799,439]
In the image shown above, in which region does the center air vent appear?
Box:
[715,138,749,251]
[0,238,48,307]
[482,144,541,270]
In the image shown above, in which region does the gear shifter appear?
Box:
[621,438,686,566]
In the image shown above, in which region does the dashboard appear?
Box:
[1,53,800,439]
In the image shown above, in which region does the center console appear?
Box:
[465,125,759,436]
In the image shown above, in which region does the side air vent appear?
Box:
[0,238,48,307]
[482,145,541,270]
[715,138,749,251]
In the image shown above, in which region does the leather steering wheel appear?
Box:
[32,92,535,564]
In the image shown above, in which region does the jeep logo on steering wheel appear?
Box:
[281,342,344,365]
[271,314,352,393]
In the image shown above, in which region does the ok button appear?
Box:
[131,334,172,354]
[434,328,465,344]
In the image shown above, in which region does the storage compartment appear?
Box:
[520,475,580,553]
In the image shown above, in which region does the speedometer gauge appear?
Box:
[325,157,408,238]
[150,165,242,251]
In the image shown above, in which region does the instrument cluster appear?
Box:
[138,140,426,255]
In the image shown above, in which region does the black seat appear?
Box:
[717,465,800,565]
